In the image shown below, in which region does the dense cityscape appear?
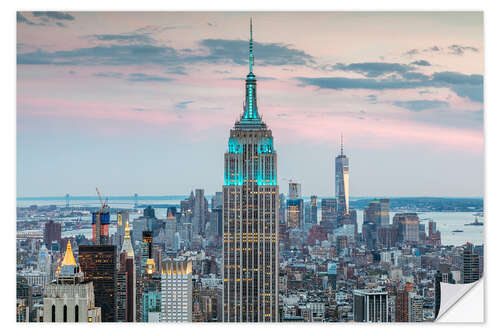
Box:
[16,20,483,323]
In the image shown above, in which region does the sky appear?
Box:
[16,12,484,198]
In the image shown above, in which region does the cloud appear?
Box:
[404,49,419,56]
[405,46,440,56]
[17,44,179,65]
[18,12,73,27]
[393,100,450,112]
[17,34,313,66]
[175,101,194,110]
[17,38,315,71]
[225,76,275,81]
[366,94,377,104]
[32,11,75,21]
[405,45,479,57]
[94,71,173,83]
[432,71,482,85]
[296,76,428,90]
[451,85,483,103]
[127,73,173,82]
[93,72,123,79]
[324,62,413,77]
[410,60,431,66]
[296,70,483,102]
[425,46,441,52]
[401,71,429,81]
[17,12,38,26]
[88,33,156,45]
[448,44,479,55]
[196,39,315,66]
[166,66,188,75]
[134,25,179,34]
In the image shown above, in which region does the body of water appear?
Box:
[17,198,484,247]
[353,210,483,246]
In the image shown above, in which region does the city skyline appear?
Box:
[17,12,484,197]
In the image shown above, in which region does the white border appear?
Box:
[3,1,498,332]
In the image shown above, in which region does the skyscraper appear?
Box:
[161,259,193,322]
[120,221,136,322]
[320,198,337,232]
[393,213,420,244]
[287,199,303,229]
[335,135,349,217]
[92,211,110,245]
[288,182,301,200]
[462,243,480,283]
[194,189,208,237]
[286,182,303,229]
[222,20,279,322]
[43,220,61,248]
[116,211,129,251]
[310,195,318,225]
[165,208,177,249]
[395,282,414,322]
[407,292,424,322]
[78,244,117,322]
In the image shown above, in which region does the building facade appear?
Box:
[161,259,193,322]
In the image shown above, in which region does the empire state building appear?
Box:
[222,20,279,322]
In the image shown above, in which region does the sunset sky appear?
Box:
[16,12,484,197]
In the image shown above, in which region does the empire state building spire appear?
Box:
[249,18,254,74]
[240,18,261,123]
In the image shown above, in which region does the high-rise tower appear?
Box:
[222,19,279,322]
[335,134,349,217]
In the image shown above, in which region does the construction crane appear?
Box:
[281,178,294,183]
[96,187,109,212]
[94,187,109,245]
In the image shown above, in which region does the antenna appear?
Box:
[340,133,344,155]
[249,18,254,73]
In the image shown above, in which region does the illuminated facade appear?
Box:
[78,244,117,322]
[222,20,279,322]
[161,259,193,322]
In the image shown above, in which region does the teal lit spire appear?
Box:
[240,18,260,122]
[249,18,254,74]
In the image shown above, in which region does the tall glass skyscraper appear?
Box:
[335,135,349,217]
[222,20,279,322]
